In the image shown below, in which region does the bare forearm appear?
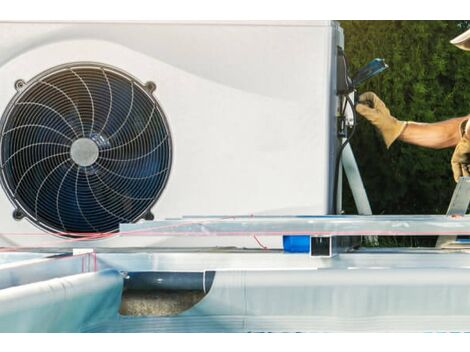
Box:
[399,116,469,149]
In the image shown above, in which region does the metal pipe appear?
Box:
[124,271,215,293]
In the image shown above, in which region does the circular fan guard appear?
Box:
[0,63,172,235]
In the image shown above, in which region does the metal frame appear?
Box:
[436,177,470,248]
[1,213,469,250]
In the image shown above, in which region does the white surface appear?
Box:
[0,270,122,332]
[87,266,470,332]
[6,250,470,332]
[0,21,339,245]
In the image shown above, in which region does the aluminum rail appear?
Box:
[1,214,470,249]
[120,215,470,236]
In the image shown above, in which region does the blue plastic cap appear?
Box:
[283,235,310,253]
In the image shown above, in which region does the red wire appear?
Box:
[252,234,268,250]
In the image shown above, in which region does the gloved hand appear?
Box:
[355,92,407,148]
[451,119,470,182]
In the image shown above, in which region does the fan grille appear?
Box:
[0,63,172,235]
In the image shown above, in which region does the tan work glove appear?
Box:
[355,92,407,148]
[451,119,470,182]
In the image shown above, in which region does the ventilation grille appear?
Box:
[0,63,172,235]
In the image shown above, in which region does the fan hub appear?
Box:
[70,138,99,167]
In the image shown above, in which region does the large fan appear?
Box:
[0,63,172,235]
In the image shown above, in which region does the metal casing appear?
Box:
[0,21,341,245]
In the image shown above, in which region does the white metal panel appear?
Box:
[0,21,339,242]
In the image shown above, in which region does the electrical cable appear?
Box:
[333,94,357,214]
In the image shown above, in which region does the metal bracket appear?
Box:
[310,236,336,257]
[436,176,470,248]
[446,177,470,216]
[310,235,356,257]
[337,114,348,138]
[340,140,375,246]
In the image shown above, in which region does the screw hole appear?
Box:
[143,212,154,221]
[13,209,24,220]
[145,81,156,93]
[14,80,25,91]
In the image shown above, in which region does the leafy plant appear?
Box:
[340,21,470,246]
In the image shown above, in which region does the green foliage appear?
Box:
[340,21,470,218]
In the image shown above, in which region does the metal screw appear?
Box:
[14,80,25,91]
[144,211,154,221]
[145,81,157,93]
[12,209,24,220]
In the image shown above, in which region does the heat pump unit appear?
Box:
[0,21,342,245]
